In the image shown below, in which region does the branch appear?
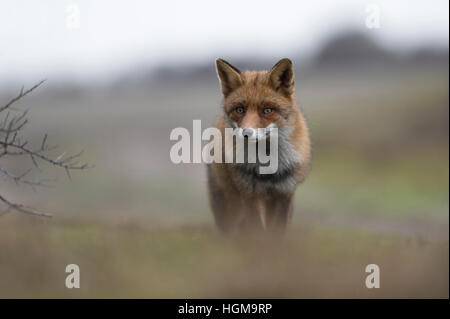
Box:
[0,81,90,217]
[0,80,46,113]
[0,194,53,217]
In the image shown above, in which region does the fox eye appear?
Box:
[234,106,245,114]
[263,107,273,115]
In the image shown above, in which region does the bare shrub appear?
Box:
[0,81,89,217]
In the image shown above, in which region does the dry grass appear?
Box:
[0,216,447,298]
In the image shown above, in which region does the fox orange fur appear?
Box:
[207,58,311,234]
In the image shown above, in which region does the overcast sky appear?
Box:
[0,0,448,85]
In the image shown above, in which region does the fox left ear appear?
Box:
[269,58,294,97]
[216,58,242,97]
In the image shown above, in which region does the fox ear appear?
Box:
[216,58,242,97]
[269,58,294,97]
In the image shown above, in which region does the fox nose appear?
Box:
[242,128,256,138]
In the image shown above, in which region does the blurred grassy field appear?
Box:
[0,64,448,298]
[0,218,447,298]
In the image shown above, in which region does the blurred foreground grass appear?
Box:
[0,217,448,298]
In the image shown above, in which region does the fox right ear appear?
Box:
[269,58,294,97]
[216,59,242,97]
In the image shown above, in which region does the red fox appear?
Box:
[207,58,311,234]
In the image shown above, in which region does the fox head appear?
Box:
[216,58,297,141]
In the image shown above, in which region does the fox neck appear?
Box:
[231,124,301,174]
